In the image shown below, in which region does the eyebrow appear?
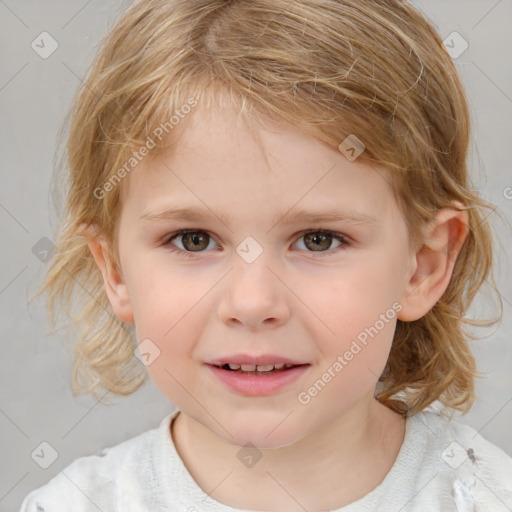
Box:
[139,206,378,227]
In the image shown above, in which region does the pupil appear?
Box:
[184,232,208,251]
[305,233,330,251]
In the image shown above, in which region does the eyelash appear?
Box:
[162,228,350,259]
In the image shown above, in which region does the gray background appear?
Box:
[1,1,511,510]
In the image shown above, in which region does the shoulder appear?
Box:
[406,409,512,509]
[415,409,512,470]
[19,414,174,512]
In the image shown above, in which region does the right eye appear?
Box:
[164,229,218,256]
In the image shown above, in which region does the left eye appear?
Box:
[163,229,349,258]
[294,230,347,254]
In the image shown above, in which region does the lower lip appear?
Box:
[205,364,310,396]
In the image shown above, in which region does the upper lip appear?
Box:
[207,354,310,366]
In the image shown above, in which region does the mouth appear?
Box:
[205,361,311,396]
[210,362,309,375]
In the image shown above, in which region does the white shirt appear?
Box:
[20,408,512,511]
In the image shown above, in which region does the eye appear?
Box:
[165,229,218,256]
[292,229,349,257]
[163,228,349,258]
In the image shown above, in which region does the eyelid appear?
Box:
[296,228,350,242]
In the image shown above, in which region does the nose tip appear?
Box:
[226,316,280,330]
[218,258,291,330]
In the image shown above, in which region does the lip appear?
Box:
[207,354,310,366]
[205,363,310,396]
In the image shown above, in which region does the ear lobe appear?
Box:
[82,225,135,324]
[397,206,469,322]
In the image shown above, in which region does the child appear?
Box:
[21,0,512,510]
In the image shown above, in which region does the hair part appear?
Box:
[39,0,501,413]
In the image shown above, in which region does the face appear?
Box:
[112,105,416,448]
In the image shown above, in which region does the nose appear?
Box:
[217,256,291,331]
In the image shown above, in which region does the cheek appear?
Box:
[295,260,401,384]
[133,310,199,407]
[301,289,397,411]
[125,265,213,392]
[126,258,207,332]
[304,264,400,335]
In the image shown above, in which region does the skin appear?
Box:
[87,104,468,510]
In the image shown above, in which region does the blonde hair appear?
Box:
[40,0,500,414]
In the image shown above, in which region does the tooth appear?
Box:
[241,364,256,371]
[274,363,285,370]
[256,364,274,372]
[228,363,241,370]
[284,364,294,368]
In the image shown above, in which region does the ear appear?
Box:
[397,205,469,322]
[81,225,134,323]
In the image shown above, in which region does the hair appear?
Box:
[39,0,501,414]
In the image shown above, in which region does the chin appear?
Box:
[218,417,304,450]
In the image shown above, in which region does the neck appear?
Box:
[171,399,405,511]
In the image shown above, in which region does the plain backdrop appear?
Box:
[1,1,511,510]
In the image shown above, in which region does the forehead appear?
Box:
[119,105,399,228]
